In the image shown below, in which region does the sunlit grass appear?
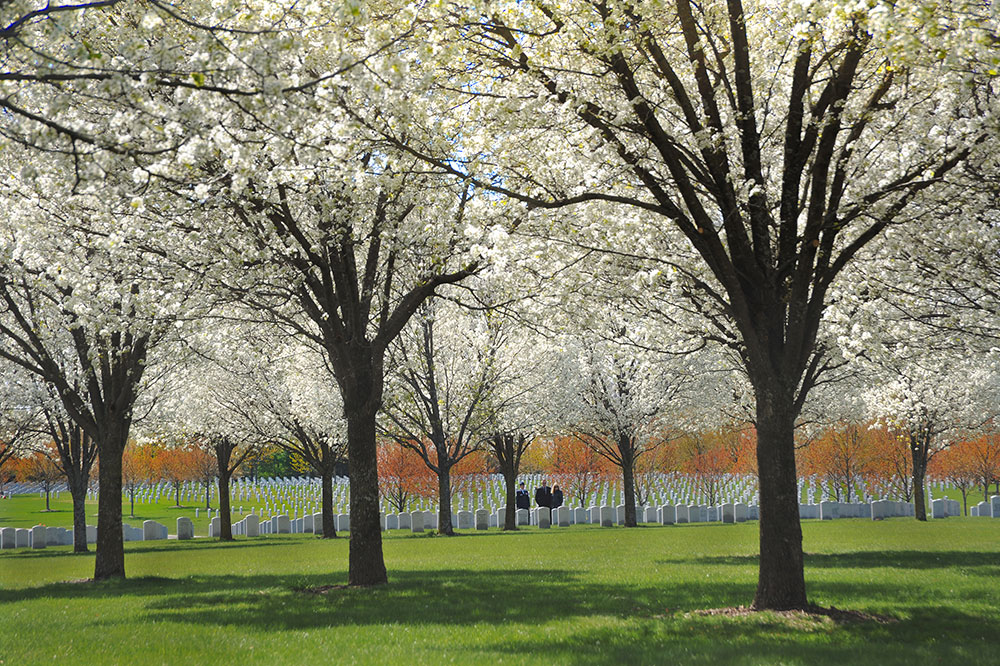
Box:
[2,516,998,665]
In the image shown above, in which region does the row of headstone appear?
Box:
[0,524,98,549]
[970,497,1000,517]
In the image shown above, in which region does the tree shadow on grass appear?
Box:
[473,603,1000,666]
[2,565,999,664]
[0,536,303,561]
[657,550,1000,575]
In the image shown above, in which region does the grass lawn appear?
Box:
[1,509,998,665]
[0,492,241,536]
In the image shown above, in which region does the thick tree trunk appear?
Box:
[752,392,807,610]
[503,469,517,531]
[69,474,89,553]
[321,466,337,538]
[345,402,387,586]
[218,471,233,541]
[438,464,454,535]
[621,439,637,528]
[175,483,181,507]
[94,428,127,581]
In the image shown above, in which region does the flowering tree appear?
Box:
[376,0,1000,609]
[381,303,506,534]
[43,408,98,551]
[553,324,692,527]
[864,352,999,520]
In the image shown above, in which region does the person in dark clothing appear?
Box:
[515,482,531,510]
[534,480,552,508]
[551,484,563,509]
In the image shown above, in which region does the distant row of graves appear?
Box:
[4,495,999,550]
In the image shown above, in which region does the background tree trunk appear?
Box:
[69,475,88,553]
[912,444,928,522]
[218,470,233,540]
[503,470,517,531]
[321,466,337,538]
[438,464,454,535]
[620,437,637,528]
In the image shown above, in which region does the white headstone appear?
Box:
[931,498,946,519]
[722,503,735,524]
[148,521,168,540]
[819,501,838,520]
[516,508,529,526]
[0,527,15,549]
[675,504,689,524]
[176,517,194,540]
[312,512,324,535]
[276,515,291,533]
[475,509,489,530]
[600,505,614,527]
[398,512,411,530]
[410,510,424,533]
[457,510,474,530]
[659,504,676,525]
[555,506,570,527]
[15,528,30,548]
[536,507,551,529]
[245,514,260,537]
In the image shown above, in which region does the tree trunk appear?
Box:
[503,468,517,531]
[175,483,181,507]
[752,392,807,610]
[345,401,387,586]
[438,464,454,535]
[45,488,51,511]
[69,474,89,553]
[621,438,637,528]
[912,453,928,521]
[218,471,233,541]
[321,466,337,538]
[94,428,127,581]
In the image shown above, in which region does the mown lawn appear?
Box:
[1,514,998,665]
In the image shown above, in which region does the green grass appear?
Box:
[2,512,999,665]
[0,492,244,536]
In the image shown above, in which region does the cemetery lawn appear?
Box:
[1,519,998,665]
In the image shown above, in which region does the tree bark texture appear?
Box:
[346,399,388,586]
[94,426,127,581]
[752,393,807,610]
